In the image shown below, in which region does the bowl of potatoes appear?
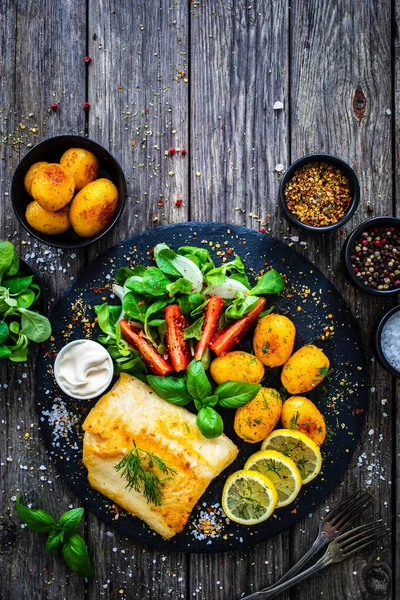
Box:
[11,135,126,248]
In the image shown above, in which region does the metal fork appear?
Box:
[264,490,373,588]
[242,520,389,599]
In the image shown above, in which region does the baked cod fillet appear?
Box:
[82,373,238,539]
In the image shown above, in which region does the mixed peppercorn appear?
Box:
[285,162,352,227]
[350,225,400,290]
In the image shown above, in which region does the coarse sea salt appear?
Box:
[381,310,400,371]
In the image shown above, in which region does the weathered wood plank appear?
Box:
[0,1,87,598]
[189,2,291,599]
[288,1,393,598]
[85,2,189,598]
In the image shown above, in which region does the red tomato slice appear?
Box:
[164,304,191,372]
[120,319,173,376]
[209,297,266,356]
[194,296,224,361]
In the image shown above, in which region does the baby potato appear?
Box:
[69,178,118,237]
[281,396,326,446]
[210,351,265,385]
[31,164,75,211]
[24,161,49,195]
[234,387,282,443]
[25,201,70,235]
[253,313,296,367]
[281,345,330,394]
[60,147,99,191]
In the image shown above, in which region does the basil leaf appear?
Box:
[250,269,285,295]
[186,360,212,400]
[62,533,92,578]
[15,495,57,533]
[16,289,35,309]
[215,381,261,408]
[201,394,219,407]
[142,267,171,296]
[154,245,181,276]
[183,316,204,341]
[58,507,84,534]
[122,292,148,322]
[0,321,9,343]
[0,241,16,276]
[19,308,52,343]
[3,275,33,294]
[0,344,11,358]
[200,347,211,371]
[46,530,64,555]
[166,277,193,296]
[147,375,192,406]
[177,293,205,316]
[196,407,224,439]
[225,295,259,321]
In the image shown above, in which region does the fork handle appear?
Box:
[267,531,331,586]
[241,554,332,599]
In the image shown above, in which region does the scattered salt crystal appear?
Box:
[368,429,374,435]
[381,310,400,371]
[275,163,284,172]
[386,108,392,115]
[273,101,283,110]
[290,236,299,242]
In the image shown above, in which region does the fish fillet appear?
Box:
[82,373,238,539]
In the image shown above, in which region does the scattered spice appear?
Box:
[83,101,90,110]
[50,103,58,111]
[350,225,400,290]
[285,162,352,227]
[181,149,187,156]
[84,56,91,64]
[175,199,183,206]
[169,147,175,155]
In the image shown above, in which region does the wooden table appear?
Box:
[0,1,397,598]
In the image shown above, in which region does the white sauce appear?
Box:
[55,340,113,399]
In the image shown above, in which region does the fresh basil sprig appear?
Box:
[15,496,92,578]
[147,359,260,439]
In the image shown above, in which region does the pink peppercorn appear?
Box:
[361,240,368,246]
[181,149,187,156]
[83,101,90,109]
[84,56,91,64]
[169,147,175,155]
[175,199,183,206]
[259,227,266,233]
[51,103,58,111]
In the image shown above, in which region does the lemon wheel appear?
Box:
[244,449,302,507]
[261,429,322,484]
[221,469,278,525]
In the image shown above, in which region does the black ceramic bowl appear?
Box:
[279,154,360,232]
[342,216,400,296]
[11,135,126,249]
[372,305,400,377]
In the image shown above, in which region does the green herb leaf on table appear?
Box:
[122,291,148,322]
[62,534,93,578]
[46,530,65,555]
[58,507,84,534]
[0,321,9,343]
[147,375,192,406]
[16,289,36,309]
[19,308,52,343]
[166,277,193,296]
[196,407,224,439]
[15,495,57,533]
[225,295,259,321]
[2,275,33,294]
[186,359,212,400]
[0,241,16,276]
[154,244,182,277]
[215,381,261,408]
[250,269,285,295]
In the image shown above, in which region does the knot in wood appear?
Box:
[353,85,367,122]
[0,522,17,554]
[365,565,391,597]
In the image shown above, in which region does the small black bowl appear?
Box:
[372,304,400,377]
[11,135,126,249]
[279,154,360,232]
[342,216,400,296]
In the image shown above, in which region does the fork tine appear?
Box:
[328,490,372,527]
[340,529,390,558]
[332,492,374,530]
[335,519,383,542]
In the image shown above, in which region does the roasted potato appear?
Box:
[281,345,330,394]
[60,147,99,191]
[69,178,118,237]
[31,164,75,211]
[234,387,282,443]
[210,351,265,385]
[281,396,326,446]
[253,313,296,367]
[24,161,48,196]
[25,201,70,235]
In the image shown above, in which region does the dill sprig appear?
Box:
[114,440,177,506]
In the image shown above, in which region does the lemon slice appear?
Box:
[244,449,302,507]
[261,429,322,485]
[221,469,278,525]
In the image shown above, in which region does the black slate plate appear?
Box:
[35,223,367,552]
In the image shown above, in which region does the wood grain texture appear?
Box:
[288,1,393,598]
[189,2,291,599]
[0,1,87,599]
[85,2,189,598]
